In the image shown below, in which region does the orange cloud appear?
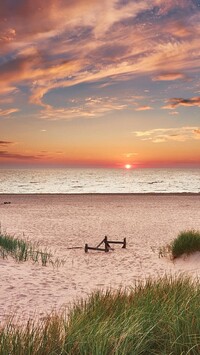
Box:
[0,86,18,95]
[194,129,200,135]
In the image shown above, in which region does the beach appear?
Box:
[0,193,200,324]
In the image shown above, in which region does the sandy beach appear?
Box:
[0,193,200,324]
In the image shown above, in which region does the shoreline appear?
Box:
[0,192,199,196]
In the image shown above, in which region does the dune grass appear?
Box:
[0,233,55,266]
[0,276,200,354]
[158,230,200,260]
[171,230,200,259]
[0,233,30,262]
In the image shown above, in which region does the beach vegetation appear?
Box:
[171,230,200,259]
[0,233,62,267]
[159,230,200,260]
[158,243,172,259]
[0,276,199,354]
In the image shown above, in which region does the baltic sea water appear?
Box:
[0,168,199,193]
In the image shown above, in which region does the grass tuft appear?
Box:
[171,230,200,259]
[159,230,200,260]
[0,233,64,267]
[0,276,200,354]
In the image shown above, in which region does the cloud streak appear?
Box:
[163,96,200,109]
[133,127,200,143]
[0,151,41,160]
[0,140,13,146]
[152,73,187,81]
[0,108,19,116]
[40,96,128,120]
[135,106,153,111]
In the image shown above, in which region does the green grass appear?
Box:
[158,230,200,260]
[0,276,200,354]
[171,230,200,259]
[0,233,56,266]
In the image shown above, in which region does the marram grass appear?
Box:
[0,233,65,267]
[159,230,200,260]
[171,230,200,259]
[0,276,200,354]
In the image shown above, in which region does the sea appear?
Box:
[0,168,199,194]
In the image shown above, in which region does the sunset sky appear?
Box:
[0,0,200,168]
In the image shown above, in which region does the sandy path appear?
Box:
[0,194,200,323]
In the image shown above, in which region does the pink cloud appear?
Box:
[153,73,187,81]
[135,106,153,111]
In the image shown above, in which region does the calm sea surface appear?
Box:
[0,168,199,194]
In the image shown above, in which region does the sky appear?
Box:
[0,0,200,169]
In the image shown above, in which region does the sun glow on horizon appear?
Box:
[125,164,132,169]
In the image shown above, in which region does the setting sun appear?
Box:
[125,164,132,169]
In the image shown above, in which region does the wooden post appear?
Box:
[122,237,126,248]
[85,244,88,253]
[104,236,111,250]
[105,237,109,252]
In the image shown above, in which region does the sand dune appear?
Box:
[0,194,200,323]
